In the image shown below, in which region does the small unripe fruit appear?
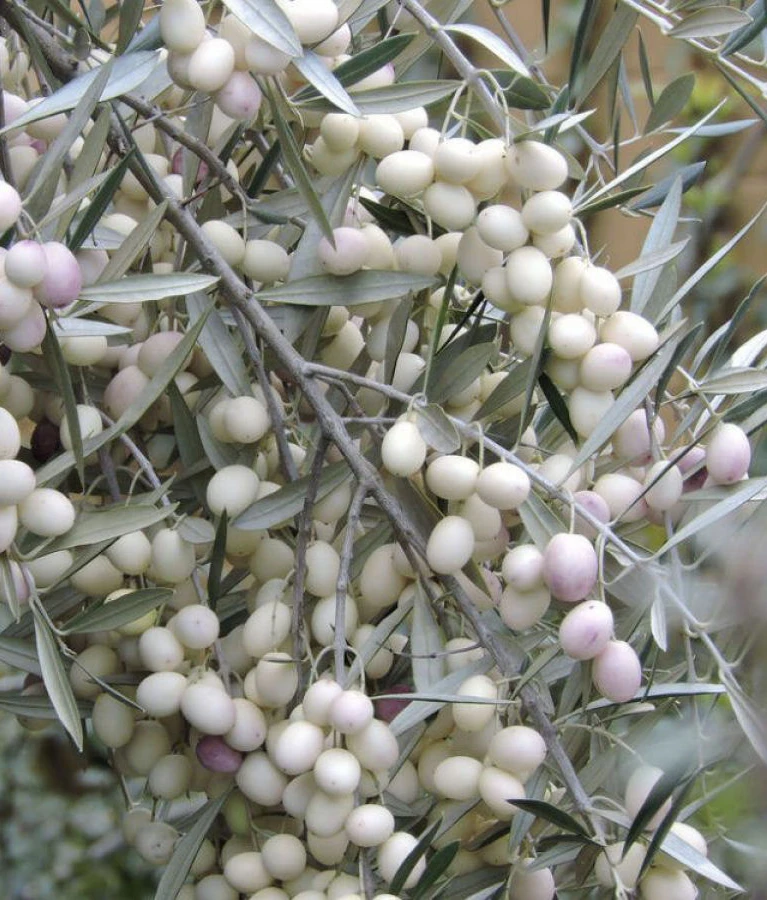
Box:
[242,600,291,658]
[285,0,339,44]
[223,851,273,895]
[215,71,262,121]
[381,420,427,476]
[433,755,483,800]
[705,422,751,485]
[505,246,553,306]
[425,454,479,500]
[19,488,75,537]
[579,342,633,391]
[478,766,525,820]
[476,461,530,510]
[640,867,697,900]
[139,627,185,673]
[522,190,572,234]
[187,39,236,93]
[151,528,196,584]
[506,141,568,191]
[644,461,683,511]
[134,821,178,865]
[313,748,361,795]
[580,265,622,316]
[242,239,290,283]
[357,115,404,158]
[600,311,659,361]
[0,458,35,505]
[345,718,399,771]
[422,182,477,231]
[34,242,82,308]
[452,674,497,732]
[181,682,236,735]
[377,832,426,889]
[245,35,292,75]
[593,640,642,702]
[318,227,369,276]
[201,219,246,267]
[206,464,260,518]
[502,545,544,591]
[136,671,187,717]
[0,181,22,231]
[476,204,529,252]
[4,240,47,287]
[542,533,598,602]
[508,860,556,900]
[594,841,646,889]
[488,726,546,780]
[376,150,434,198]
[236,751,287,805]
[171,603,220,649]
[548,314,596,359]
[433,137,481,184]
[559,601,614,660]
[345,804,395,847]
[499,584,551,631]
[329,689,374,735]
[426,515,475,575]
[261,834,307,882]
[160,0,206,53]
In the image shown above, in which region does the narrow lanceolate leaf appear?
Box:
[154,792,231,900]
[81,273,219,304]
[257,271,436,306]
[61,588,172,634]
[474,359,533,422]
[667,6,752,40]
[117,0,146,54]
[220,0,301,56]
[0,692,90,719]
[721,669,767,768]
[313,33,413,91]
[99,200,169,282]
[509,800,591,838]
[657,201,767,323]
[575,102,724,211]
[293,52,360,116]
[698,368,767,395]
[575,5,638,103]
[3,52,162,133]
[614,239,689,282]
[24,62,112,218]
[657,476,767,557]
[390,819,442,896]
[234,460,351,530]
[631,176,682,315]
[567,334,682,475]
[188,292,251,398]
[658,823,744,891]
[53,317,131,338]
[42,503,176,553]
[721,0,767,55]
[623,764,688,854]
[411,583,445,693]
[69,156,136,253]
[428,343,497,405]
[0,635,41,675]
[42,323,84,488]
[323,81,462,115]
[444,23,529,76]
[411,842,461,899]
[32,604,83,750]
[415,405,461,454]
[644,73,695,133]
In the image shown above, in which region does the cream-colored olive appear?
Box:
[452,674,497,732]
[18,488,75,537]
[433,755,483,800]
[0,458,35,505]
[600,311,659,361]
[594,841,646,889]
[345,803,395,847]
[593,640,642,702]
[422,182,477,231]
[505,141,568,191]
[381,420,427,476]
[425,455,479,500]
[159,0,205,53]
[376,149,434,198]
[377,832,426,888]
[426,515,475,575]
[261,833,307,882]
[505,246,553,306]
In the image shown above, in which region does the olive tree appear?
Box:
[0,0,765,897]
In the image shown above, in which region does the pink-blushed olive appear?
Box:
[318,226,368,276]
[0,181,22,232]
[196,735,244,773]
[592,640,642,702]
[559,600,614,660]
[215,71,262,121]
[542,532,598,602]
[2,299,46,351]
[34,242,82,308]
[579,342,633,391]
[572,490,611,538]
[705,422,751,485]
